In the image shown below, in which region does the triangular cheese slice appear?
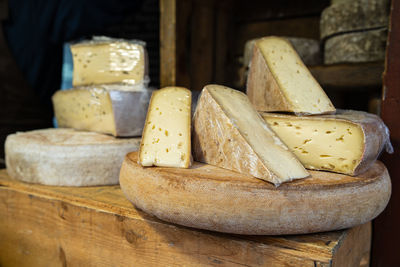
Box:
[246,36,335,115]
[193,84,309,185]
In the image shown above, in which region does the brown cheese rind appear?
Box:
[193,85,309,185]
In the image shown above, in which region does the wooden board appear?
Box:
[120,152,391,235]
[0,169,371,266]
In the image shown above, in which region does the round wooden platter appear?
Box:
[119,152,391,235]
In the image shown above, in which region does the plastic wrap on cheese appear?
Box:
[71,36,149,89]
[261,110,393,176]
[52,85,153,137]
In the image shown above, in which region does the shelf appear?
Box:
[309,62,384,89]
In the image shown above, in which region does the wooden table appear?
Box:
[0,170,371,266]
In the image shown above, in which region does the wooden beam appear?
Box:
[160,0,177,87]
[372,0,400,266]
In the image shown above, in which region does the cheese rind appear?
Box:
[320,0,389,39]
[193,84,309,185]
[324,29,387,64]
[5,128,141,186]
[247,36,335,115]
[262,110,390,175]
[138,87,192,168]
[71,38,148,87]
[52,86,152,137]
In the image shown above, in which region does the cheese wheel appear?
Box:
[324,28,387,64]
[320,0,389,39]
[5,128,140,186]
[120,152,391,235]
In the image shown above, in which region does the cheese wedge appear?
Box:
[246,36,335,115]
[5,128,141,186]
[193,84,309,185]
[71,37,148,88]
[262,110,390,175]
[52,86,152,137]
[139,87,191,168]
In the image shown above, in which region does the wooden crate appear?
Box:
[0,170,371,266]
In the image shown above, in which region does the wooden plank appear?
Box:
[0,170,370,266]
[371,0,400,266]
[309,62,384,89]
[160,0,176,87]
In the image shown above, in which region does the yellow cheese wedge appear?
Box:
[262,110,390,175]
[193,84,309,185]
[52,86,151,137]
[247,36,335,115]
[139,87,192,168]
[71,38,148,88]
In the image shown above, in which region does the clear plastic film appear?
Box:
[261,109,393,176]
[70,36,150,89]
[52,85,154,137]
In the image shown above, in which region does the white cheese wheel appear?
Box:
[5,128,140,186]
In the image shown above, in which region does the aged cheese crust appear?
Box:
[138,87,192,168]
[324,29,387,64]
[320,0,389,39]
[5,128,140,186]
[247,37,335,115]
[193,85,308,185]
[120,152,391,235]
[262,110,390,176]
[52,86,152,137]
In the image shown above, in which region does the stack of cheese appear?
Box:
[320,0,389,64]
[5,37,152,186]
[245,36,391,179]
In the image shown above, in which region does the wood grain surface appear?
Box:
[120,152,390,235]
[0,169,371,266]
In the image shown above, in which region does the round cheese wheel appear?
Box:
[120,152,391,235]
[5,128,140,186]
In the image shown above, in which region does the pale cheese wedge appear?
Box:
[262,110,390,175]
[247,36,335,115]
[52,86,151,137]
[139,87,191,168]
[193,84,309,185]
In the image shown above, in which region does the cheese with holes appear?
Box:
[247,36,335,115]
[71,38,148,88]
[52,86,152,137]
[5,128,141,186]
[193,84,309,185]
[262,110,390,175]
[139,87,191,168]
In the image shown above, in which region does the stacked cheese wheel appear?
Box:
[120,36,391,235]
[320,0,389,64]
[6,37,152,186]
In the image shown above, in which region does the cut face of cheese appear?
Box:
[52,86,152,137]
[262,110,390,175]
[246,36,335,115]
[139,87,191,168]
[193,84,309,185]
[71,38,148,88]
